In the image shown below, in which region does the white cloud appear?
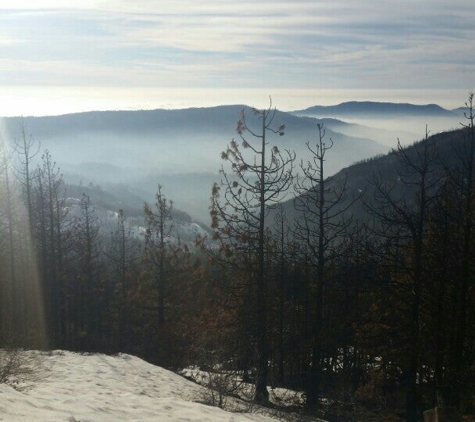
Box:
[0,0,473,92]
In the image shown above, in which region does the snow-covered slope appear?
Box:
[0,351,279,422]
[64,196,210,248]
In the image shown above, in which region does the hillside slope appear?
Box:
[1,106,387,222]
[0,351,285,422]
[275,127,470,224]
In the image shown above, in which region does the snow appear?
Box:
[183,367,306,409]
[64,196,210,249]
[0,351,281,422]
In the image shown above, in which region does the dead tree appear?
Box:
[209,101,294,403]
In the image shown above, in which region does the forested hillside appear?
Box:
[0,97,474,421]
[1,106,387,223]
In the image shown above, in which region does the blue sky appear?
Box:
[0,1,474,115]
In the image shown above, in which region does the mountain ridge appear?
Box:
[4,103,461,223]
[293,101,456,117]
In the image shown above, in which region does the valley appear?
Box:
[1,101,463,223]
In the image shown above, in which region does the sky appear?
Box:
[0,1,474,116]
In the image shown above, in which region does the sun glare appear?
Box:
[0,120,48,348]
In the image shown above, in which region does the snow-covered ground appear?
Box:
[0,351,286,422]
[183,367,306,409]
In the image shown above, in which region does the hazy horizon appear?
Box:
[1,87,471,118]
[1,1,473,221]
[2,2,473,117]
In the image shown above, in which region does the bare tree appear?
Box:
[0,143,18,336]
[272,204,291,384]
[293,123,356,408]
[209,100,294,403]
[443,93,475,409]
[365,129,440,422]
[12,120,40,229]
[70,193,103,350]
[106,209,140,350]
[144,185,173,327]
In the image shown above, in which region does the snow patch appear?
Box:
[0,351,280,422]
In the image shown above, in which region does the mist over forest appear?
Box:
[0,102,463,223]
[2,0,474,420]
[0,98,474,422]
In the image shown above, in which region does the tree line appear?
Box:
[0,95,474,421]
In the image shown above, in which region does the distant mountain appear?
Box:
[4,105,387,140]
[452,106,474,118]
[293,101,457,117]
[3,106,386,161]
[2,106,388,222]
[4,105,465,226]
[5,106,249,137]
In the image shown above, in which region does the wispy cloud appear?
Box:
[0,1,474,91]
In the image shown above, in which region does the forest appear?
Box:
[0,95,474,422]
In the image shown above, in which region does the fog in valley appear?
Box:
[2,1,474,419]
[0,103,464,223]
